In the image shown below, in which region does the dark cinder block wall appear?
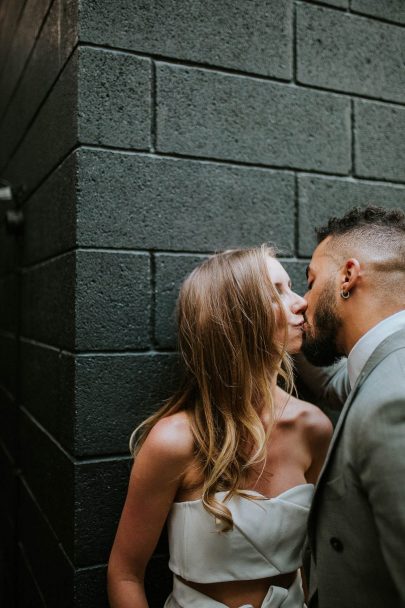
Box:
[0,1,404,606]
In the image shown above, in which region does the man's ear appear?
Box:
[341,258,361,293]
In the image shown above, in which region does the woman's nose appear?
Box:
[292,294,307,314]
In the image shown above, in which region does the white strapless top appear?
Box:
[167,483,314,584]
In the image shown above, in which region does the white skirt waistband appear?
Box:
[163,573,307,608]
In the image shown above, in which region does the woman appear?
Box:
[107,246,332,608]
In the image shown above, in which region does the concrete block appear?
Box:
[74,566,108,608]
[22,251,151,352]
[74,353,179,456]
[79,0,293,79]
[0,444,18,520]
[0,334,18,396]
[22,152,77,266]
[0,389,18,460]
[145,555,172,608]
[20,411,74,558]
[154,254,208,348]
[355,100,405,181]
[0,450,17,608]
[0,0,25,77]
[297,4,405,103]
[298,174,405,255]
[17,547,45,608]
[1,50,77,195]
[77,149,296,252]
[76,251,151,351]
[351,0,405,25]
[74,458,131,565]
[280,260,310,297]
[21,253,75,350]
[0,0,77,170]
[0,273,18,334]
[309,0,348,6]
[20,341,75,453]
[0,201,18,275]
[0,0,51,119]
[18,484,74,608]
[156,64,351,173]
[78,47,151,148]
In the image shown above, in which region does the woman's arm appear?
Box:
[107,415,194,608]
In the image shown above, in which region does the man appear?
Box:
[299,205,405,608]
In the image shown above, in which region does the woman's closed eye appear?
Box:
[274,281,292,295]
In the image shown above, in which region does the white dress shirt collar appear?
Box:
[347,310,405,388]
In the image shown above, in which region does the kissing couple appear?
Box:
[108,205,405,608]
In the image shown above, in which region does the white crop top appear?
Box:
[167,483,314,584]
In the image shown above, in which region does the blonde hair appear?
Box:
[130,245,295,530]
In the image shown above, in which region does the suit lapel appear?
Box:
[308,328,405,538]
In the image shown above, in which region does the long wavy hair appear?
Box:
[130,245,295,530]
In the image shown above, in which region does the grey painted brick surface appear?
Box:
[298,175,405,255]
[74,458,131,565]
[2,50,77,192]
[351,0,405,24]
[21,341,75,452]
[76,251,151,351]
[78,47,151,148]
[0,273,18,334]
[0,447,18,604]
[0,334,18,396]
[0,0,77,170]
[0,0,52,119]
[355,101,405,182]
[145,555,172,608]
[22,153,77,265]
[154,254,208,348]
[156,64,351,173]
[77,148,296,253]
[19,485,74,608]
[74,353,179,455]
[309,0,348,7]
[20,412,74,558]
[2,0,405,604]
[21,253,75,349]
[297,4,405,103]
[0,0,26,77]
[0,204,18,275]
[280,260,309,297]
[19,249,152,353]
[74,566,108,608]
[0,390,18,460]
[18,548,46,608]
[79,0,292,79]
[0,445,18,520]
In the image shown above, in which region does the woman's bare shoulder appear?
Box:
[283,394,333,445]
[140,411,195,467]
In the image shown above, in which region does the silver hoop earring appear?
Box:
[340,290,350,300]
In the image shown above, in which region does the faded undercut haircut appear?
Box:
[316,205,405,277]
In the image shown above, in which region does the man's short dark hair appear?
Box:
[316,205,405,244]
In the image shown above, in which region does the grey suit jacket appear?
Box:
[302,329,405,608]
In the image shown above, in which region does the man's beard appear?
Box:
[302,279,343,366]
